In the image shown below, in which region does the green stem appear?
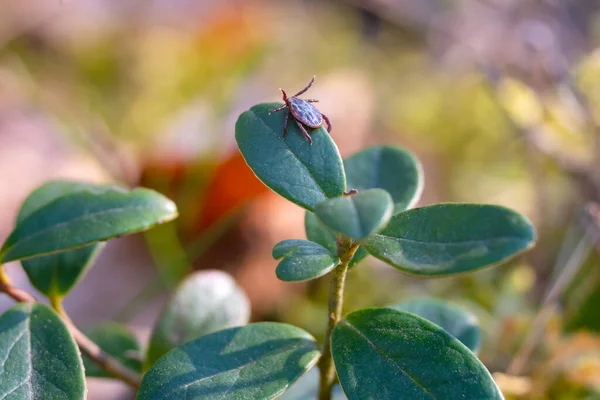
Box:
[50,295,66,317]
[318,236,359,400]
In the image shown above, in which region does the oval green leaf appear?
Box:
[17,181,108,299]
[273,239,340,282]
[137,322,320,400]
[391,297,481,353]
[304,212,368,268]
[344,145,423,213]
[315,189,393,241]
[0,303,85,399]
[82,322,142,378]
[1,186,178,262]
[279,367,347,400]
[331,308,502,400]
[145,270,250,368]
[364,203,536,276]
[235,103,346,211]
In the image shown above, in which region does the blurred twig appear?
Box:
[584,203,600,254]
[507,227,592,375]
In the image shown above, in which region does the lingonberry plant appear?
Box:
[0,97,535,399]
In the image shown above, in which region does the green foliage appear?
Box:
[21,245,104,301]
[303,145,423,269]
[0,95,538,399]
[145,270,251,368]
[1,186,178,262]
[138,323,320,400]
[314,189,393,240]
[331,308,502,400]
[304,212,368,268]
[235,103,346,211]
[0,303,85,399]
[17,181,106,300]
[391,297,481,353]
[364,203,536,276]
[83,322,142,378]
[273,239,340,282]
[344,145,423,213]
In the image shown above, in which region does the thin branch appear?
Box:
[318,237,359,400]
[0,266,141,388]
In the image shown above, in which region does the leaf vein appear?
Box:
[339,320,437,399]
[159,340,311,399]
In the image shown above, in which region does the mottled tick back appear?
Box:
[269,76,332,145]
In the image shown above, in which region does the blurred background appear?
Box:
[1,0,600,398]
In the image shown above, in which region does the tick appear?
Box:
[269,75,332,145]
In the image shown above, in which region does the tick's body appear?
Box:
[270,76,332,144]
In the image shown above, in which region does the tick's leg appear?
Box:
[295,120,313,145]
[293,75,316,97]
[305,99,319,103]
[283,111,290,137]
[321,113,332,133]
[269,104,287,114]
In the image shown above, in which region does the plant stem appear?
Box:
[318,236,359,400]
[0,264,142,388]
[0,266,36,303]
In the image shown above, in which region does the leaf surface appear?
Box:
[235,103,345,211]
[392,297,481,352]
[0,303,85,399]
[1,186,178,262]
[315,189,393,241]
[304,212,368,268]
[364,203,536,275]
[331,308,502,399]
[138,322,320,400]
[17,181,109,299]
[344,145,423,213]
[273,239,340,282]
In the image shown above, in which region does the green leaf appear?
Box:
[1,186,178,262]
[273,239,340,282]
[0,303,85,399]
[235,103,346,211]
[21,245,104,300]
[314,189,393,241]
[304,212,368,268]
[344,145,423,213]
[364,203,536,276]
[331,308,502,400]
[17,181,108,299]
[82,322,142,378]
[137,322,320,400]
[145,270,250,369]
[279,367,347,400]
[391,297,481,353]
[18,180,105,221]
